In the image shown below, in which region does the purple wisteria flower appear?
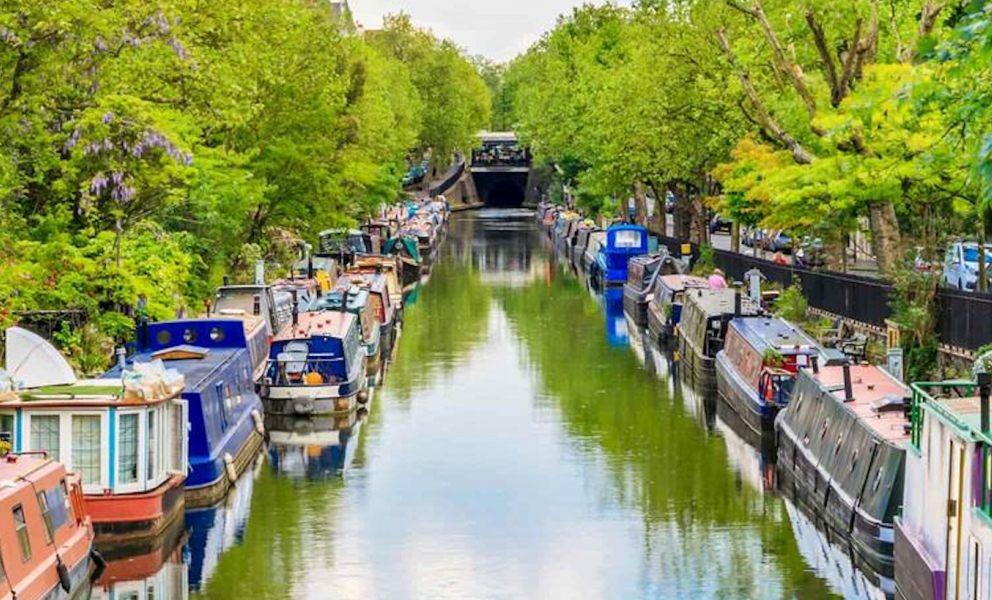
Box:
[102,112,113,124]
[90,174,109,194]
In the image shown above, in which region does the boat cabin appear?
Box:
[722,317,820,407]
[291,256,337,292]
[680,288,762,360]
[318,229,373,260]
[309,283,381,358]
[207,285,294,373]
[583,231,607,268]
[597,224,649,285]
[652,275,709,326]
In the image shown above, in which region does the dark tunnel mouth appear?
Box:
[486,180,525,208]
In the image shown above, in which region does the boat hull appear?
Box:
[263,382,364,417]
[185,426,264,509]
[646,302,674,349]
[86,475,185,546]
[677,331,716,387]
[622,290,649,328]
[714,351,777,441]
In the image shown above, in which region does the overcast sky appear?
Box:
[351,0,628,62]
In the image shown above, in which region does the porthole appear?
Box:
[834,434,844,455]
[156,330,171,345]
[820,419,830,439]
[183,328,196,343]
[210,327,224,342]
[872,468,884,492]
[850,449,859,471]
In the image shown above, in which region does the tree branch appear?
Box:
[717,28,816,165]
[748,0,817,118]
[806,9,842,107]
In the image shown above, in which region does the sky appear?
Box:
[350,0,629,62]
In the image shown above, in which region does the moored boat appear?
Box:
[261,310,368,417]
[309,279,384,386]
[582,231,607,273]
[594,224,649,287]
[622,252,686,327]
[715,315,820,440]
[2,328,188,544]
[350,254,405,323]
[204,284,294,377]
[895,378,992,600]
[776,364,911,576]
[571,223,601,270]
[384,234,423,290]
[0,451,97,600]
[108,320,266,508]
[646,274,708,347]
[677,288,760,386]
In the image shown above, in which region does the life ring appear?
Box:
[224,453,237,484]
[357,389,370,405]
[251,409,265,436]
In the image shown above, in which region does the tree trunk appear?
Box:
[868,200,902,274]
[648,182,667,239]
[633,183,648,227]
[673,182,691,240]
[980,220,988,293]
[731,221,740,254]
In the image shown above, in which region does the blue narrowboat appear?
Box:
[715,316,820,442]
[595,224,649,287]
[309,279,383,385]
[108,319,266,508]
[260,310,368,416]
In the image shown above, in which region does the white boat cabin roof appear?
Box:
[276,311,356,341]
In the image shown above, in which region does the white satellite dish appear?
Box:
[5,327,77,389]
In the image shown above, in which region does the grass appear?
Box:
[21,384,123,400]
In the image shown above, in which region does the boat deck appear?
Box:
[808,365,911,444]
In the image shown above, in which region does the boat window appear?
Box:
[12,505,30,561]
[0,414,14,450]
[156,329,172,346]
[71,415,102,487]
[148,410,158,482]
[118,413,139,485]
[30,415,60,462]
[44,486,68,533]
[210,327,225,342]
[872,468,884,492]
[614,230,642,249]
[36,492,53,545]
[59,480,73,528]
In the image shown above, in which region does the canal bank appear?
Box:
[188,210,849,600]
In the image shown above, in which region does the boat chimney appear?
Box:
[254,260,265,286]
[734,288,742,317]
[223,275,230,287]
[980,372,991,434]
[292,291,299,326]
[116,347,127,371]
[308,256,314,279]
[843,362,854,403]
[253,294,261,317]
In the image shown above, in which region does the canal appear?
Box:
[180,211,867,600]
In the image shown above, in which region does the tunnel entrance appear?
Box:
[487,180,526,208]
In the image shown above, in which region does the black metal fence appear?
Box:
[657,234,992,350]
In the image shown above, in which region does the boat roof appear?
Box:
[105,346,241,392]
[730,317,819,355]
[684,288,761,318]
[2,376,180,406]
[275,311,356,342]
[658,274,708,292]
[806,365,911,444]
[0,455,63,496]
[588,231,607,245]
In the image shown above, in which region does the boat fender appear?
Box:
[224,453,237,484]
[251,409,265,436]
[293,397,315,416]
[89,549,107,582]
[357,389,370,405]
[56,557,71,592]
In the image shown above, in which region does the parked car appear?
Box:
[665,192,675,214]
[796,237,826,269]
[741,227,764,249]
[761,230,793,253]
[944,241,992,291]
[709,214,733,234]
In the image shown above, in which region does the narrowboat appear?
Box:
[776,364,911,576]
[622,252,686,327]
[290,255,337,293]
[350,255,405,324]
[895,378,992,600]
[1,328,188,544]
[582,231,607,273]
[571,224,601,270]
[205,284,294,376]
[309,281,383,385]
[108,320,266,508]
[317,229,372,267]
[646,274,708,347]
[677,288,760,386]
[360,273,397,363]
[0,452,97,600]
[384,234,423,290]
[361,220,397,252]
[261,311,368,416]
[715,316,820,440]
[267,412,364,479]
[594,224,649,287]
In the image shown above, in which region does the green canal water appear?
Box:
[188,211,859,600]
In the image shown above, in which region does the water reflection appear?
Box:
[93,519,188,600]
[187,210,844,600]
[186,463,258,591]
[266,412,366,479]
[603,288,628,347]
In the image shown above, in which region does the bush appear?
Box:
[774,282,808,323]
[690,246,715,276]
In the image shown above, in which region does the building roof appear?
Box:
[730,316,819,355]
[477,131,518,143]
[807,365,911,443]
[275,311,355,342]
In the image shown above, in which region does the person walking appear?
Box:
[708,268,728,289]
